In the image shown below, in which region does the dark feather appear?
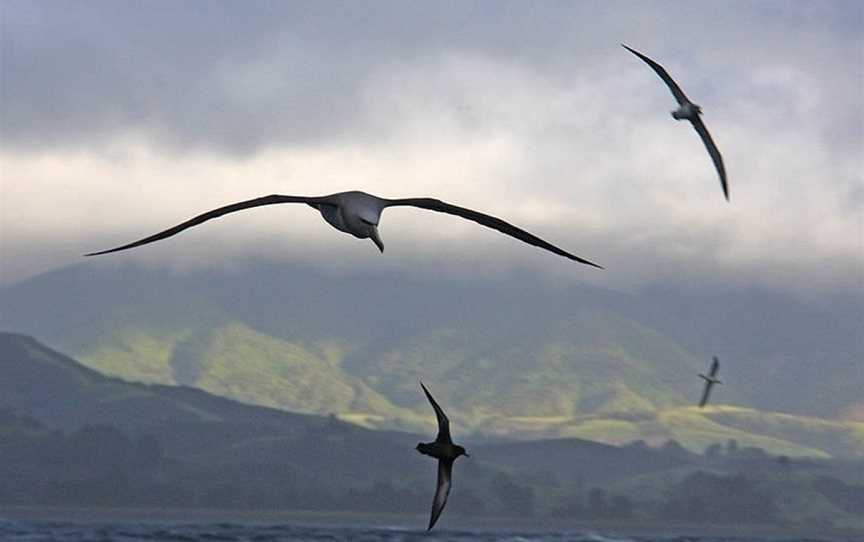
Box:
[429,459,453,530]
[385,198,602,268]
[699,381,715,408]
[622,44,690,105]
[421,381,452,445]
[710,356,721,378]
[85,194,325,256]
[691,117,729,201]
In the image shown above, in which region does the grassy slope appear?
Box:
[68,315,864,458]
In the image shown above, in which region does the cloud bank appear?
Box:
[1,1,862,293]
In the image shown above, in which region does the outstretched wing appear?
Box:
[384,198,602,268]
[85,194,328,256]
[428,459,453,531]
[710,356,721,378]
[699,381,714,408]
[691,116,729,201]
[421,381,452,444]
[622,44,690,106]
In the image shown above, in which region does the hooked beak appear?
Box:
[370,225,384,253]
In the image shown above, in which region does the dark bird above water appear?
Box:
[84,190,601,268]
[622,44,729,201]
[416,381,469,531]
[698,356,723,408]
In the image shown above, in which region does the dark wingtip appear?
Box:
[577,258,604,270]
[84,245,128,257]
[720,173,730,201]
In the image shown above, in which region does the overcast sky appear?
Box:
[1,0,862,295]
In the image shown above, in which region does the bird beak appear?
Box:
[370,225,384,253]
[464,452,470,458]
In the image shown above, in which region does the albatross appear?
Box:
[416,381,469,531]
[622,44,729,201]
[85,190,601,267]
[698,356,722,408]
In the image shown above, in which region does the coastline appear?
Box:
[0,505,860,540]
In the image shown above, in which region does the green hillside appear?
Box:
[2,331,862,535]
[67,310,693,424]
[55,313,863,458]
[3,264,861,459]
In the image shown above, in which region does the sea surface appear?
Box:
[0,520,852,542]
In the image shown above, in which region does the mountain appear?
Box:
[1,332,862,534]
[0,332,679,517]
[1,262,861,456]
[0,330,331,435]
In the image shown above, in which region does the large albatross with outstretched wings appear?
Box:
[86,190,601,268]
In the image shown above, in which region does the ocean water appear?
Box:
[0,520,848,542]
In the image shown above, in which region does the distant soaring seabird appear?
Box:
[85,190,601,267]
[416,381,469,531]
[622,44,729,201]
[698,356,722,408]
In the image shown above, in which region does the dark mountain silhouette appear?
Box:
[0,332,687,492]
[1,332,862,533]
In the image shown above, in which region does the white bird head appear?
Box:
[314,191,385,251]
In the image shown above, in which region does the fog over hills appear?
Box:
[1,262,861,456]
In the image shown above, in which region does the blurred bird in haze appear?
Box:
[699,356,723,408]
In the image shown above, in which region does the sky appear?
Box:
[1,0,862,296]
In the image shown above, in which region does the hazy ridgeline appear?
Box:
[2,263,862,434]
[0,332,862,531]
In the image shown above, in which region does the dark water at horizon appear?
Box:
[0,520,852,542]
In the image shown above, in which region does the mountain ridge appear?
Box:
[1,262,861,456]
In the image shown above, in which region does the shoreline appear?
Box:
[0,505,860,540]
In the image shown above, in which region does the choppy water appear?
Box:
[0,520,849,542]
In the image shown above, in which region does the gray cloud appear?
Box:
[1,0,862,292]
[3,1,861,153]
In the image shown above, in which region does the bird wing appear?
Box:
[421,381,452,444]
[699,380,714,408]
[622,44,690,106]
[428,459,453,531]
[384,198,602,268]
[85,194,329,256]
[690,116,729,201]
[710,356,721,378]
